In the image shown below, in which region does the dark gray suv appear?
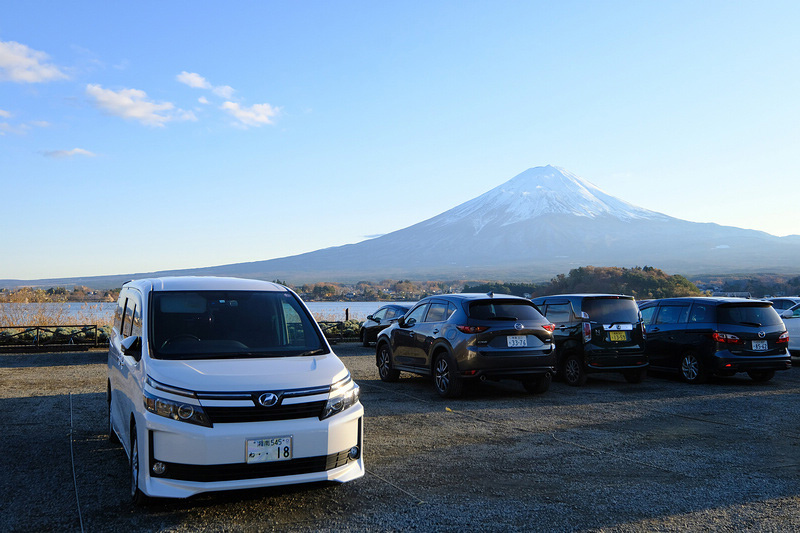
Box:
[375,293,556,398]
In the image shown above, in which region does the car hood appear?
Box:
[145,354,349,392]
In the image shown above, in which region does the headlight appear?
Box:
[143,376,212,427]
[321,374,361,420]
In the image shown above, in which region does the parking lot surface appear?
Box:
[1,345,799,532]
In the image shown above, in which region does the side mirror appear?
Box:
[366,315,374,321]
[581,311,590,320]
[782,310,794,319]
[404,317,416,328]
[122,335,142,361]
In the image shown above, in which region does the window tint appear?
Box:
[544,303,572,323]
[718,305,783,327]
[639,306,656,325]
[372,308,388,321]
[468,300,543,321]
[123,301,135,337]
[151,290,326,359]
[583,298,639,323]
[655,305,690,325]
[426,302,449,322]
[113,295,126,332]
[688,303,714,323]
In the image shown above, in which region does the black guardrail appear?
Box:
[0,325,99,353]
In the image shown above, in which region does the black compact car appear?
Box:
[530,294,647,386]
[359,304,412,346]
[638,297,791,383]
[375,294,556,398]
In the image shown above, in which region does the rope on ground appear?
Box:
[68,393,85,533]
[366,468,426,505]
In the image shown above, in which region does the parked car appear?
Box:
[779,303,800,355]
[530,294,647,386]
[108,277,364,503]
[638,297,791,383]
[375,293,556,398]
[359,304,412,346]
[769,297,800,312]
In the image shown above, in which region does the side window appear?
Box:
[123,301,136,337]
[113,295,126,332]
[655,305,690,325]
[405,304,429,325]
[544,303,572,323]
[281,301,305,345]
[372,308,388,321]
[130,294,143,337]
[426,302,448,323]
[445,302,457,321]
[688,304,712,323]
[639,306,656,325]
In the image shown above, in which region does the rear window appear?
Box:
[468,300,543,321]
[717,304,783,327]
[582,298,639,323]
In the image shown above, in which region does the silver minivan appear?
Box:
[108,277,364,503]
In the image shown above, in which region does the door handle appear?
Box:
[433,329,439,334]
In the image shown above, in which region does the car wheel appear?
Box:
[747,370,775,382]
[376,343,400,382]
[623,368,647,384]
[563,354,587,387]
[680,353,707,384]
[361,329,369,347]
[433,352,463,398]
[130,427,150,505]
[522,372,552,394]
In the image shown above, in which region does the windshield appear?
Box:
[583,298,640,323]
[468,300,544,321]
[150,290,327,360]
[717,304,783,327]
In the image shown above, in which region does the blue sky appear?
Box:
[2,1,798,280]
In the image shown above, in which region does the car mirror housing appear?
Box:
[782,309,794,319]
[122,335,142,361]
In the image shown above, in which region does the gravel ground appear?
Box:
[1,345,799,532]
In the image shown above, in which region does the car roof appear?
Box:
[430,293,530,302]
[123,276,287,293]
[532,293,635,300]
[640,297,771,306]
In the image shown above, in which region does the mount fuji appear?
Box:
[6,165,799,288]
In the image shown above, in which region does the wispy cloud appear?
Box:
[0,109,10,118]
[0,40,68,83]
[86,84,196,127]
[177,71,235,99]
[42,148,97,158]
[221,101,279,127]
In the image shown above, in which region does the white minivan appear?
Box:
[108,277,364,503]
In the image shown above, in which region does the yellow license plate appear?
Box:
[609,331,627,342]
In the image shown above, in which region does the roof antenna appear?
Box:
[487,291,494,298]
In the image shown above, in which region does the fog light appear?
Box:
[348,446,360,460]
[152,462,166,475]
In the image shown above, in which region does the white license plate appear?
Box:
[246,436,292,463]
[752,340,768,351]
[507,335,527,347]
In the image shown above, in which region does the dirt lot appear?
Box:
[1,345,799,532]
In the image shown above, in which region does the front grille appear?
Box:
[154,448,354,482]
[203,400,326,423]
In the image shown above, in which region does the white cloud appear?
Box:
[198,96,209,104]
[221,101,279,127]
[212,85,235,99]
[176,71,211,89]
[0,40,68,83]
[86,84,194,127]
[0,109,10,118]
[42,148,97,158]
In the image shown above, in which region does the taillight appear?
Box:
[541,323,555,332]
[582,322,591,343]
[778,332,789,344]
[712,332,745,345]
[456,325,489,334]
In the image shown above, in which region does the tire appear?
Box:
[563,354,587,387]
[376,343,400,382]
[361,329,370,348]
[522,372,552,394]
[433,352,463,398]
[623,368,647,384]
[680,353,707,384]
[747,370,775,382]
[130,428,150,505]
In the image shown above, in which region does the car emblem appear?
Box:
[758,331,766,339]
[257,393,279,407]
[514,323,523,331]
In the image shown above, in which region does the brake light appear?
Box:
[456,325,489,334]
[582,322,591,343]
[712,332,745,345]
[542,323,555,332]
[778,332,789,344]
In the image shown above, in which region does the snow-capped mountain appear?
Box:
[7,165,798,288]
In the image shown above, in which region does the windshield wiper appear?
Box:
[740,321,762,327]
[297,349,327,356]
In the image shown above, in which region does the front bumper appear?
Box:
[138,403,364,499]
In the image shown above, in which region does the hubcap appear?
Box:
[565,359,579,383]
[435,359,449,392]
[379,349,390,377]
[682,356,698,380]
[131,436,139,497]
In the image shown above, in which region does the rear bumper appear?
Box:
[582,348,648,373]
[711,349,792,374]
